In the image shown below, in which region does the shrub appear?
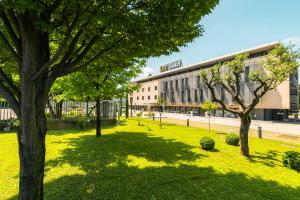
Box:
[225,134,240,146]
[282,151,300,171]
[136,112,142,126]
[76,120,87,130]
[200,137,215,151]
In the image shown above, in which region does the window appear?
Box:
[148,87,151,91]
[137,96,139,100]
[130,97,133,103]
[181,91,185,103]
[155,86,158,90]
[175,80,179,90]
[154,95,157,100]
[245,66,250,83]
[194,89,198,102]
[200,89,203,102]
[148,96,150,100]
[221,87,225,101]
[164,81,168,91]
[142,88,144,92]
[142,96,144,100]
[170,81,173,90]
[185,78,189,89]
[181,78,184,90]
[187,90,191,102]
[196,76,201,88]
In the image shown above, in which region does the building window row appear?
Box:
[137,86,158,93]
[136,95,158,101]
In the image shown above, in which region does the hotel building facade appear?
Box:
[129,42,299,120]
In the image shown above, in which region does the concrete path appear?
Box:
[160,112,300,136]
[133,110,300,145]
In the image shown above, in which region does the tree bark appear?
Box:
[17,13,51,200]
[96,96,101,137]
[239,114,251,157]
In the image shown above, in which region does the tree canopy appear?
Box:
[201,44,299,156]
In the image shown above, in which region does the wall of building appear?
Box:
[130,42,298,121]
[130,80,159,106]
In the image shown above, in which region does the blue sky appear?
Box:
[140,0,300,78]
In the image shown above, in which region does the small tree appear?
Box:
[54,60,143,137]
[157,96,167,127]
[201,44,299,157]
[200,101,217,133]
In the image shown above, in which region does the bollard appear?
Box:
[187,119,189,127]
[258,126,262,139]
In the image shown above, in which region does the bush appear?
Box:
[136,112,142,126]
[225,134,240,146]
[282,151,300,171]
[76,120,87,130]
[200,137,215,151]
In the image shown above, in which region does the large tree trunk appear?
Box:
[239,114,251,157]
[17,14,51,200]
[18,112,47,200]
[96,96,101,137]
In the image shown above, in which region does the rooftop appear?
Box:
[135,41,280,83]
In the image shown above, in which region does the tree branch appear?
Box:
[205,82,241,115]
[0,30,21,64]
[46,0,63,14]
[0,9,21,54]
[0,67,20,99]
[31,11,80,80]
[0,80,20,117]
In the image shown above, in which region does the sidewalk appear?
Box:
[137,111,300,145]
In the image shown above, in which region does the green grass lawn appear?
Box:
[1,118,300,200]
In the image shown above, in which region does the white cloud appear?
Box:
[141,67,154,77]
[282,37,300,47]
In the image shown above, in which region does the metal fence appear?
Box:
[46,100,117,119]
[0,100,117,132]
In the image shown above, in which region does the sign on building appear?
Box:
[160,60,183,73]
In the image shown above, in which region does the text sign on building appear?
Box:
[160,60,183,73]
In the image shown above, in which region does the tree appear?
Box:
[157,96,167,127]
[200,101,217,133]
[54,59,143,137]
[0,1,219,198]
[201,44,299,157]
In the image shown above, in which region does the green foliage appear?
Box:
[282,151,300,172]
[76,119,88,130]
[1,119,300,199]
[200,137,215,151]
[225,134,240,146]
[136,112,142,126]
[200,101,217,111]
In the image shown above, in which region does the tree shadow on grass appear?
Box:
[248,150,282,167]
[46,125,116,136]
[9,131,300,200]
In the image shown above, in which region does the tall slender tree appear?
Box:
[201,44,299,157]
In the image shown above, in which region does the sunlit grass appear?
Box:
[0,118,300,200]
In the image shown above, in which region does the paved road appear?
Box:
[159,112,300,136]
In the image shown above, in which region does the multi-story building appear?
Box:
[129,41,299,120]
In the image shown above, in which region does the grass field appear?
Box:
[1,118,300,200]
